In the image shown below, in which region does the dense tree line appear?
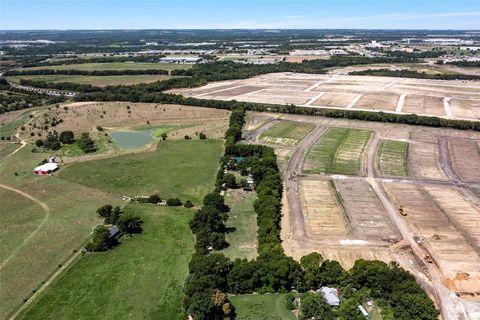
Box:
[0,79,64,114]
[6,69,169,76]
[349,68,480,81]
[19,79,99,93]
[21,55,167,68]
[385,50,446,59]
[445,61,480,68]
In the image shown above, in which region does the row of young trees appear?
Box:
[349,68,480,81]
[181,106,439,320]
[7,69,169,76]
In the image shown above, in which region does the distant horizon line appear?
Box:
[1,28,480,32]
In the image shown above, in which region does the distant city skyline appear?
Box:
[1,0,480,30]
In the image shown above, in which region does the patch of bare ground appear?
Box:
[448,138,480,183]
[311,92,358,108]
[18,102,230,142]
[383,182,480,297]
[299,179,348,238]
[450,99,480,120]
[423,186,480,253]
[334,179,400,242]
[403,94,445,117]
[354,92,399,111]
[408,141,447,181]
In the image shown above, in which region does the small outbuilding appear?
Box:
[109,225,120,238]
[33,162,59,175]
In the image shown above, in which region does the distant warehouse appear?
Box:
[159,56,203,64]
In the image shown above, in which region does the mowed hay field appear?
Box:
[19,205,195,320]
[376,140,409,177]
[59,140,223,204]
[230,294,296,320]
[0,146,120,320]
[303,127,372,175]
[7,74,173,87]
[19,62,192,72]
[222,189,258,260]
[260,121,314,146]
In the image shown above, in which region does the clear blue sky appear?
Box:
[1,0,479,30]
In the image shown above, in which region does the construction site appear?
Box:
[173,72,480,121]
[243,112,480,320]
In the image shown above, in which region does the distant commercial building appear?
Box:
[329,49,348,55]
[158,56,202,64]
[401,38,474,46]
[290,49,328,56]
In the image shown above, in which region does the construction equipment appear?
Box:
[424,254,433,264]
[399,205,407,216]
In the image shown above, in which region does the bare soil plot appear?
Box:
[303,127,372,175]
[235,94,310,106]
[407,141,447,181]
[448,138,480,182]
[376,140,409,177]
[310,92,358,108]
[299,180,348,238]
[450,98,480,120]
[354,92,399,111]
[383,182,480,290]
[20,102,230,142]
[335,180,400,242]
[402,95,445,116]
[260,121,314,146]
[208,85,266,97]
[424,186,480,252]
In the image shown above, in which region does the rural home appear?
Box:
[33,162,59,175]
[320,286,340,306]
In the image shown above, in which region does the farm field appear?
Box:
[59,139,223,204]
[173,72,480,120]
[376,140,409,177]
[230,294,296,320]
[260,120,314,146]
[0,146,121,320]
[303,127,372,175]
[19,62,192,71]
[222,189,258,260]
[18,205,195,320]
[7,74,173,87]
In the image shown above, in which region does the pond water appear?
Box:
[110,130,155,149]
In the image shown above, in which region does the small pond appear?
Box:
[110,130,155,149]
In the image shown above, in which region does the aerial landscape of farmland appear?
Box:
[1,2,480,319]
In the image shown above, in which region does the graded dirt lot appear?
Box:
[173,72,480,120]
[299,179,348,238]
[334,179,400,242]
[408,141,447,181]
[245,111,480,318]
[448,138,480,182]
